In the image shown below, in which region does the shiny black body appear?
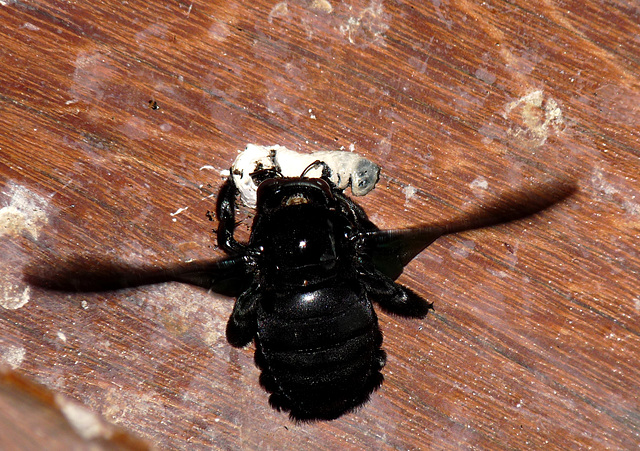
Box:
[217,178,426,420]
[25,171,574,421]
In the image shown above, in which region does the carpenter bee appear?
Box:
[24,172,575,421]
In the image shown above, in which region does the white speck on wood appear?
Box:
[268,2,289,23]
[402,185,417,202]
[309,0,333,13]
[0,182,50,240]
[470,176,488,191]
[1,345,25,369]
[503,90,564,147]
[0,282,30,310]
[170,207,189,217]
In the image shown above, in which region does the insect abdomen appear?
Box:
[255,283,386,421]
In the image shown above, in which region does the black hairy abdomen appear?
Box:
[254,282,386,421]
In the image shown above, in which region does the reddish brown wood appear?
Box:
[1,0,639,448]
[0,368,149,449]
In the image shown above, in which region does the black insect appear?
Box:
[25,171,574,421]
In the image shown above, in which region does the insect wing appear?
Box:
[358,227,444,281]
[360,182,576,280]
[24,255,250,297]
[166,257,251,297]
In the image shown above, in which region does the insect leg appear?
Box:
[226,283,260,347]
[358,265,433,318]
[301,160,333,180]
[335,191,379,232]
[249,167,283,185]
[216,178,247,255]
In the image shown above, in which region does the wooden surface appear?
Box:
[1,0,638,449]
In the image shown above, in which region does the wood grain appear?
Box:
[1,0,638,449]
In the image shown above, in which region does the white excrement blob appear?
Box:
[230,144,380,208]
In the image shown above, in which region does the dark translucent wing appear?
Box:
[360,182,577,280]
[169,258,251,297]
[24,255,251,298]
